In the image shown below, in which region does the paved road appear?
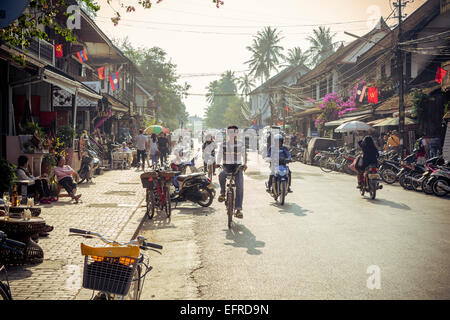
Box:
[141,150,450,300]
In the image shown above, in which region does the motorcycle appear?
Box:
[411,156,445,194]
[78,149,99,184]
[430,164,450,197]
[266,159,291,205]
[170,171,216,207]
[379,156,402,184]
[359,165,383,200]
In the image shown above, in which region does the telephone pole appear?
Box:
[394,0,408,157]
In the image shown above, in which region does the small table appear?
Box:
[0,205,41,217]
[0,217,46,265]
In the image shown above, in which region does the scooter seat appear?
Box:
[177,173,205,181]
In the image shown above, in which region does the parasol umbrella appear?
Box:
[334,121,373,133]
[372,117,417,127]
[144,125,170,135]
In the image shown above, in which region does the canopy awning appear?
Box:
[42,68,102,102]
[373,116,417,127]
[104,93,129,113]
[324,115,369,127]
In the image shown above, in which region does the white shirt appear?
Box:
[136,134,147,151]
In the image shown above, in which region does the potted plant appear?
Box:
[56,125,76,165]
[0,159,17,196]
[41,153,56,176]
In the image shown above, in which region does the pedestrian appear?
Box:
[135,128,147,171]
[158,133,170,166]
[148,134,160,167]
[202,134,217,175]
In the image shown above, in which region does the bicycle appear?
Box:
[0,231,26,300]
[69,228,163,300]
[218,165,245,229]
[141,170,177,220]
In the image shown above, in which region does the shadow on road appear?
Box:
[271,202,311,216]
[174,205,215,216]
[224,224,265,255]
[141,212,175,231]
[365,198,411,210]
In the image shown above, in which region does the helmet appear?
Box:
[274,134,284,144]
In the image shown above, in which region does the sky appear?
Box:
[92,0,426,118]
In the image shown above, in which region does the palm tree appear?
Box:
[205,80,220,104]
[283,47,309,67]
[245,27,284,84]
[306,26,340,67]
[237,73,255,101]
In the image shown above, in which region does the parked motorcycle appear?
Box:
[78,149,99,184]
[430,164,450,197]
[170,171,216,207]
[266,160,291,205]
[411,156,445,194]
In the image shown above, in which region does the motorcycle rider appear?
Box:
[202,134,217,175]
[266,134,292,193]
[356,136,379,188]
[216,125,247,219]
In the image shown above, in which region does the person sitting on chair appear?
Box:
[119,142,130,152]
[54,156,82,203]
[16,155,56,205]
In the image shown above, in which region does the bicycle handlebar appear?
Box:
[69,228,163,250]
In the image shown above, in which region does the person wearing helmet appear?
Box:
[266,134,292,193]
[202,134,217,174]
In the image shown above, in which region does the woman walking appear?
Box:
[147,134,160,168]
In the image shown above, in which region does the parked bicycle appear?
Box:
[69,228,162,300]
[140,170,177,220]
[0,231,26,300]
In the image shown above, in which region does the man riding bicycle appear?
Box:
[266,134,293,193]
[216,125,248,219]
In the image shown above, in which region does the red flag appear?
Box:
[367,87,378,104]
[55,44,63,58]
[97,66,105,80]
[435,66,447,84]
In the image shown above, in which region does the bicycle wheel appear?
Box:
[0,282,12,300]
[227,189,234,229]
[164,186,171,218]
[319,157,333,173]
[146,188,155,220]
[123,264,142,300]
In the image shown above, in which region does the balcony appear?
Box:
[112,88,133,107]
[18,38,55,65]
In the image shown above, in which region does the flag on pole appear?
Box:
[97,66,105,80]
[435,66,448,84]
[359,85,368,103]
[367,87,378,104]
[356,83,367,102]
[55,44,63,58]
[109,72,119,91]
[76,49,88,63]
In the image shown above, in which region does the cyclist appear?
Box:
[266,134,292,193]
[216,125,248,219]
[356,136,379,188]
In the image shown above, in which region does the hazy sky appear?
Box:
[93,0,426,118]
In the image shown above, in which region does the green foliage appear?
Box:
[21,121,44,136]
[204,71,249,129]
[115,38,189,131]
[306,26,340,67]
[410,88,433,121]
[56,125,76,148]
[0,159,17,195]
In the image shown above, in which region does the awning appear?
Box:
[42,68,103,102]
[366,118,391,126]
[324,115,369,127]
[292,107,321,118]
[373,117,417,127]
[104,94,129,113]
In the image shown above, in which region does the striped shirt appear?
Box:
[216,141,246,165]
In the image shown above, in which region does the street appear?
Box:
[140,150,450,300]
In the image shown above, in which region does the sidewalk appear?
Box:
[5,168,147,300]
